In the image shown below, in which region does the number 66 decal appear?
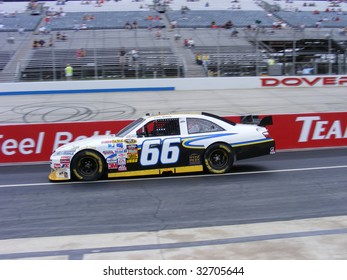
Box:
[140,138,181,166]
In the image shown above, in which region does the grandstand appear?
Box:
[0,0,346,82]
[274,11,347,28]
[21,45,183,80]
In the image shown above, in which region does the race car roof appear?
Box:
[143,112,236,126]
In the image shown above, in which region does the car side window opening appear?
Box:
[187,118,224,134]
[137,118,180,137]
[117,117,145,137]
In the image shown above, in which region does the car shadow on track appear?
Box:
[231,164,268,173]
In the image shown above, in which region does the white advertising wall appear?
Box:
[1,76,347,95]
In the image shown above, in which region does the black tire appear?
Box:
[71,150,105,181]
[203,143,234,174]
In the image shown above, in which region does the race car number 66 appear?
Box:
[140,138,180,166]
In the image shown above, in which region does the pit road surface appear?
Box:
[0,148,346,259]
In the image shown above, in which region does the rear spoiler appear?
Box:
[240,115,273,127]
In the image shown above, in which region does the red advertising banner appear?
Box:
[1,112,346,164]
[0,120,131,163]
[269,112,347,150]
[225,112,347,149]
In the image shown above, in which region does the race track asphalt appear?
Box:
[0,86,347,124]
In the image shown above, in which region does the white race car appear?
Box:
[49,112,275,181]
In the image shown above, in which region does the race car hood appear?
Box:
[54,134,118,153]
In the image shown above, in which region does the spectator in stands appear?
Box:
[17,26,24,35]
[95,0,102,7]
[73,22,81,31]
[29,0,37,10]
[211,21,218,29]
[170,20,177,29]
[302,64,314,75]
[83,14,94,21]
[32,40,40,48]
[195,52,202,65]
[76,48,84,58]
[155,29,162,39]
[61,33,67,40]
[315,20,322,29]
[65,64,73,80]
[338,27,345,35]
[268,58,276,66]
[231,27,238,37]
[125,22,132,29]
[174,33,181,40]
[39,26,48,34]
[39,39,45,47]
[133,20,138,29]
[119,47,126,66]
[188,38,195,48]
[224,20,233,29]
[202,54,209,66]
[44,16,51,24]
[272,21,281,29]
[181,6,190,15]
[130,48,139,64]
[47,38,53,47]
[58,7,66,17]
[245,25,252,31]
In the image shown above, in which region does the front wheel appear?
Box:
[71,150,105,181]
[203,143,234,174]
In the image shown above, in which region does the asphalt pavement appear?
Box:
[0,86,347,124]
[0,146,347,259]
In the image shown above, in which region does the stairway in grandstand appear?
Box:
[0,35,32,83]
[160,14,206,78]
[176,45,206,78]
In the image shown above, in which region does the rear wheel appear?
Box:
[203,143,234,174]
[71,150,105,181]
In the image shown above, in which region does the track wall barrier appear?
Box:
[1,75,347,95]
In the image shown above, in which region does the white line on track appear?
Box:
[1,165,347,189]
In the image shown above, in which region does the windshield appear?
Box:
[116,118,145,137]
